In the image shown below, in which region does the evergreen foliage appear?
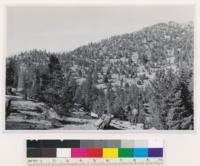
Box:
[6,22,193,129]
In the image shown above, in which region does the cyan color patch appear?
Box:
[133,148,148,158]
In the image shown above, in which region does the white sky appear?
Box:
[7,5,194,56]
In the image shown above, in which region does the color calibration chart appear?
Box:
[27,139,164,166]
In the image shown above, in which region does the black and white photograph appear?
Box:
[5,5,194,130]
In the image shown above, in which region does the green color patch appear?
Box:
[118,148,133,158]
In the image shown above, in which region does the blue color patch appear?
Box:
[133,148,148,158]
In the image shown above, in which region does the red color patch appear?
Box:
[87,148,102,157]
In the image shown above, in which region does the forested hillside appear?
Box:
[6,21,194,130]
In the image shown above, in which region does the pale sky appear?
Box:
[7,5,194,56]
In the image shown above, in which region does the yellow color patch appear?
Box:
[103,148,118,158]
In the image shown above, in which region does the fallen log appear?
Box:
[109,119,144,130]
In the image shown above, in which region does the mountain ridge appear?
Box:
[6,21,194,130]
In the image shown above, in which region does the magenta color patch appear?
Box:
[71,148,87,158]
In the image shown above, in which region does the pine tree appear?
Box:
[150,67,193,130]
[6,58,18,88]
[150,69,177,129]
[42,55,66,110]
[164,85,183,129]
